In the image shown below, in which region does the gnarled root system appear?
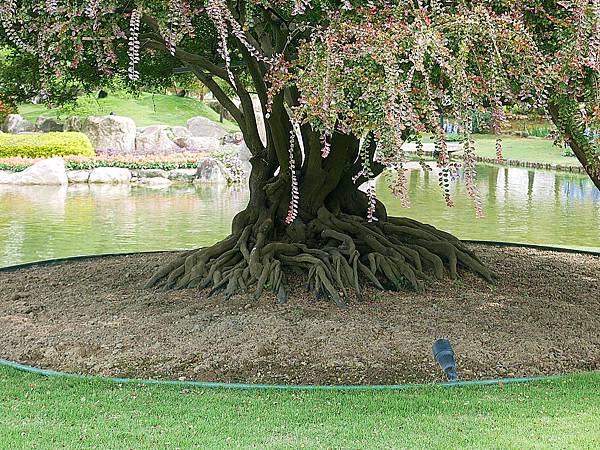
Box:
[146,208,494,307]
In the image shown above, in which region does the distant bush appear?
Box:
[0,132,95,158]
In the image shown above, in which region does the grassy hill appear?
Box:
[19,93,239,133]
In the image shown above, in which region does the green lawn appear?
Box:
[423,133,580,166]
[471,134,579,166]
[1,367,599,449]
[18,93,239,133]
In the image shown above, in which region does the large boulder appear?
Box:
[131,168,169,179]
[135,125,180,154]
[167,168,197,182]
[169,126,190,139]
[35,117,64,133]
[173,136,221,152]
[89,167,132,183]
[63,116,83,132]
[2,114,34,134]
[67,170,91,183]
[195,158,231,183]
[0,157,68,185]
[204,99,236,121]
[83,115,136,153]
[235,142,252,175]
[187,116,227,139]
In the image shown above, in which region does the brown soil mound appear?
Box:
[1,244,599,385]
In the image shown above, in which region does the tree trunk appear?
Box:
[144,21,495,305]
[548,100,600,191]
[146,132,494,306]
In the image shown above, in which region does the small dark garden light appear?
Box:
[432,338,458,381]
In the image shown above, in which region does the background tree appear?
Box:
[1,1,598,305]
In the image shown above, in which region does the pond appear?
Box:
[1,163,598,268]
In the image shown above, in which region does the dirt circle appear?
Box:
[1,244,599,385]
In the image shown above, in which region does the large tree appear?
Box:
[1,0,598,305]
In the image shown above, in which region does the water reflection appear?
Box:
[0,183,249,267]
[381,164,599,251]
[0,164,598,268]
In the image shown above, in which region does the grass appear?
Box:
[423,133,579,166]
[18,93,240,133]
[1,366,599,449]
[471,134,579,166]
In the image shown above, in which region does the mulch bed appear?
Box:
[1,244,599,385]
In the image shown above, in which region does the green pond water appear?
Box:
[0,163,598,268]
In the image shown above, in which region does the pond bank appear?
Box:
[1,244,598,385]
[469,155,587,174]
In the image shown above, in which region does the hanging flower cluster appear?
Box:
[127,9,142,81]
[285,126,300,224]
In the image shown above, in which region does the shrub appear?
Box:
[0,132,95,158]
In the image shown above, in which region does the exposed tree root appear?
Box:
[146,208,495,307]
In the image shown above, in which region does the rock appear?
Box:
[187,116,227,139]
[0,170,13,183]
[83,115,137,153]
[135,125,180,154]
[167,168,197,182]
[64,116,83,132]
[89,167,132,183]
[205,99,236,121]
[173,136,221,152]
[194,158,231,183]
[169,126,190,139]
[0,157,68,185]
[2,114,34,134]
[131,168,169,178]
[67,170,90,183]
[35,117,64,133]
[137,177,172,188]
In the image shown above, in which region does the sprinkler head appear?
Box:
[432,338,458,381]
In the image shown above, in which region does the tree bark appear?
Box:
[548,100,600,191]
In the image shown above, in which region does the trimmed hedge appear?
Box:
[0,132,95,158]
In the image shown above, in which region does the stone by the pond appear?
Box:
[89,167,132,184]
[187,116,227,139]
[35,117,64,133]
[234,142,252,175]
[135,125,180,154]
[131,168,169,179]
[195,158,231,183]
[137,177,172,188]
[83,116,136,153]
[173,136,221,152]
[0,157,68,185]
[67,170,91,183]
[63,116,83,132]
[2,114,35,134]
[167,168,197,182]
[169,126,190,139]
